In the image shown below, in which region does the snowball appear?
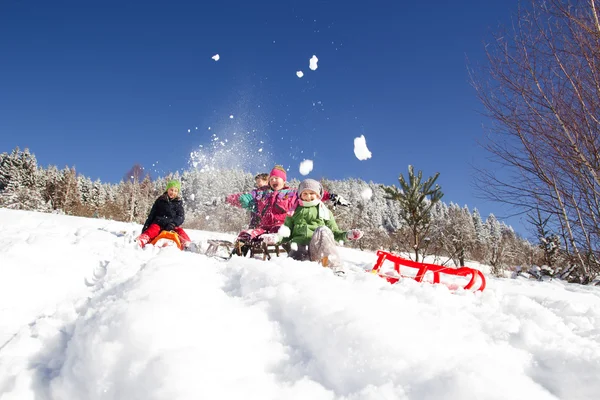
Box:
[361,187,373,200]
[212,54,220,61]
[354,135,372,160]
[299,160,313,176]
[309,55,319,71]
[229,115,234,119]
[296,71,304,78]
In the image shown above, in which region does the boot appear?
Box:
[136,233,150,248]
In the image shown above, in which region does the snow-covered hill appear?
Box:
[0,209,599,400]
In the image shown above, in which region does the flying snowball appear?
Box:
[299,159,313,175]
[361,187,373,200]
[296,71,304,78]
[212,54,220,61]
[354,135,372,160]
[229,115,234,119]
[309,55,319,71]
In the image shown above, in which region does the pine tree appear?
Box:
[0,148,48,211]
[383,165,444,262]
[528,208,560,269]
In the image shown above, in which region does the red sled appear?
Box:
[371,250,486,292]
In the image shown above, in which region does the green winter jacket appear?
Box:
[282,204,347,245]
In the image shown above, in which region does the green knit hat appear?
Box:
[166,180,181,191]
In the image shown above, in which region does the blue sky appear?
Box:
[0,0,526,232]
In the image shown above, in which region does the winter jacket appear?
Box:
[281,204,347,246]
[226,185,332,232]
[142,193,185,233]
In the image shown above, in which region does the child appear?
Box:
[226,165,348,241]
[137,180,192,248]
[254,173,269,188]
[262,179,363,275]
[248,173,269,228]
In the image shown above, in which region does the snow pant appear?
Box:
[288,226,341,267]
[142,223,191,245]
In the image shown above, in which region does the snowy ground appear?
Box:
[0,208,599,400]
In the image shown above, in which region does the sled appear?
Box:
[205,237,289,261]
[205,239,235,259]
[233,239,290,261]
[149,230,184,250]
[370,250,486,292]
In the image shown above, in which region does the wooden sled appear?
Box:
[206,238,289,261]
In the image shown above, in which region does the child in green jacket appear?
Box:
[262,179,363,275]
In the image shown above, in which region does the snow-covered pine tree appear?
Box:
[486,214,505,276]
[90,179,106,211]
[0,148,49,211]
[528,208,560,269]
[432,203,476,267]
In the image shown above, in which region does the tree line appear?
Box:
[3,146,594,284]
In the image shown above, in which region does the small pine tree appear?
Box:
[528,208,560,269]
[383,165,444,262]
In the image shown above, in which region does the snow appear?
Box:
[1,208,599,399]
[212,54,220,61]
[361,187,373,200]
[354,135,372,160]
[296,71,304,78]
[299,159,313,175]
[309,55,319,71]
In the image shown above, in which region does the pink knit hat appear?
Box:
[270,165,287,181]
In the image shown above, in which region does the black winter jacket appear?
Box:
[142,193,185,232]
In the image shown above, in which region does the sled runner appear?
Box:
[371,250,487,292]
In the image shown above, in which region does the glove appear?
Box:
[261,233,281,245]
[346,229,363,241]
[329,193,351,207]
[165,222,176,231]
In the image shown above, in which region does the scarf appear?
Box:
[300,199,330,220]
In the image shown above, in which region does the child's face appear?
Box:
[269,176,285,191]
[301,189,320,202]
[255,178,268,188]
[167,187,179,199]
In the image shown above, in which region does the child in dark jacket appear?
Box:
[136,180,191,248]
[262,178,363,275]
